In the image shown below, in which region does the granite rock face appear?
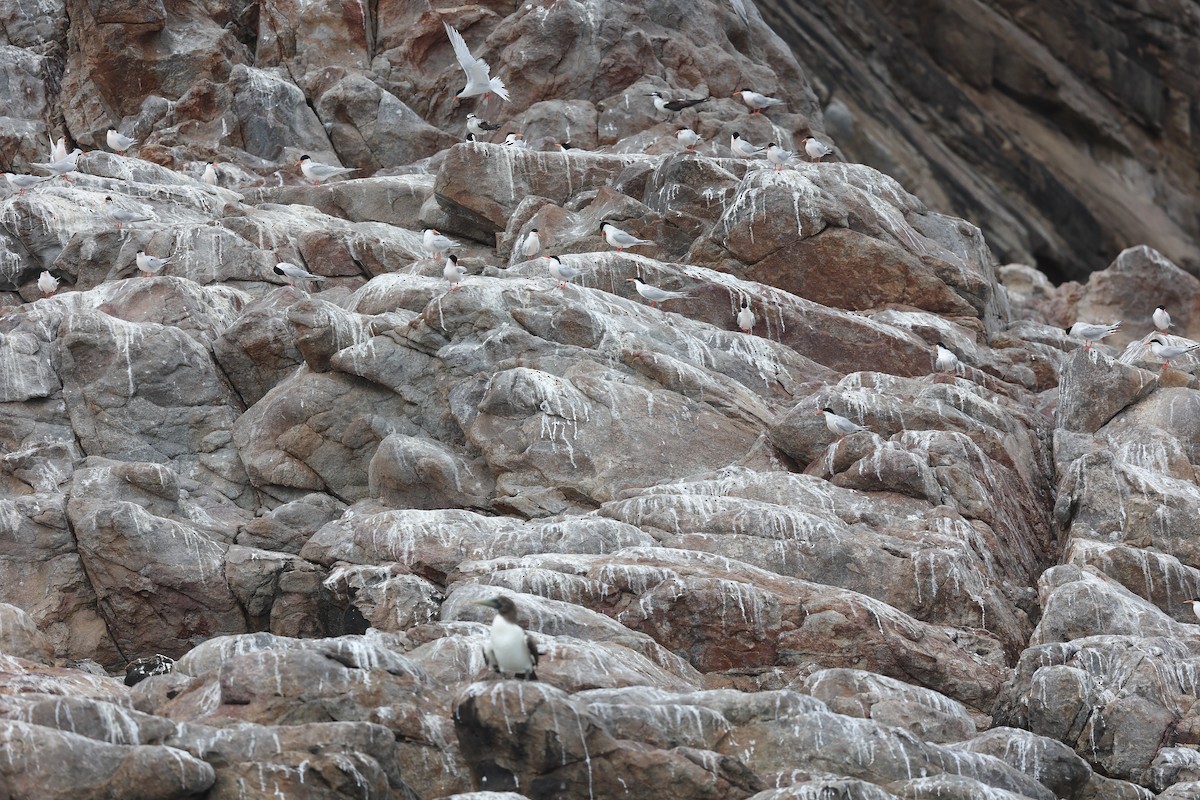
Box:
[1,0,1199,798]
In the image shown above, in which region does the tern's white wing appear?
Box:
[444,22,510,101]
[309,163,355,179]
[444,22,477,77]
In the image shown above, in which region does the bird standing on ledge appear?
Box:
[473,595,538,680]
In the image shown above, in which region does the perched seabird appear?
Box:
[273,262,326,289]
[737,299,755,334]
[136,251,171,278]
[5,173,50,195]
[465,133,478,142]
[103,196,153,231]
[299,154,357,185]
[424,228,462,258]
[600,221,653,252]
[1154,305,1173,332]
[802,137,834,162]
[466,112,501,137]
[766,143,793,171]
[546,255,583,288]
[733,88,784,114]
[502,132,527,148]
[202,162,219,186]
[818,407,868,441]
[49,135,68,163]
[124,654,175,687]
[646,91,708,114]
[37,271,58,297]
[444,21,509,102]
[444,254,468,290]
[555,142,579,152]
[1066,321,1121,351]
[472,596,538,680]
[626,276,688,308]
[1148,335,1200,371]
[1185,598,1200,622]
[33,148,82,182]
[676,127,703,152]
[517,229,541,260]
[933,342,959,382]
[106,130,136,153]
[730,132,764,158]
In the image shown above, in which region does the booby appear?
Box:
[933,342,959,382]
[444,21,509,102]
[37,271,58,297]
[5,173,50,195]
[676,127,703,152]
[136,251,171,278]
[517,229,541,260]
[472,596,538,680]
[546,255,583,288]
[1154,305,1173,332]
[626,276,688,308]
[802,137,834,162]
[444,254,468,290]
[646,91,708,114]
[818,407,868,441]
[1066,321,1121,351]
[273,262,326,289]
[1148,335,1200,371]
[107,130,136,152]
[424,228,462,258]
[466,112,501,137]
[600,222,653,252]
[730,132,764,158]
[299,154,357,185]
[737,299,755,334]
[732,88,784,114]
[202,162,219,186]
[103,196,153,231]
[766,143,793,171]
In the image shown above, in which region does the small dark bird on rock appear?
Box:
[124,654,175,687]
[646,91,708,113]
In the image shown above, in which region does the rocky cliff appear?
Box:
[2,1,1200,799]
[756,0,1200,284]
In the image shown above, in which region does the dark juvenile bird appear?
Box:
[473,595,538,680]
[646,91,708,113]
[466,112,501,137]
[124,654,175,687]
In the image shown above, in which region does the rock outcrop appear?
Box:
[2,0,1200,798]
[756,0,1200,284]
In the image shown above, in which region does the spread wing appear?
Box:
[444,22,489,83]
